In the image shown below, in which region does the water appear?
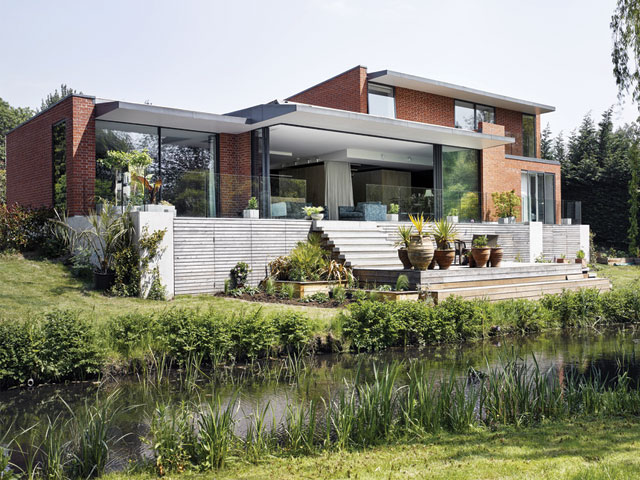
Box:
[2,325,640,471]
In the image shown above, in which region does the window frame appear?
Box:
[454,100,495,130]
[522,113,536,158]
[367,82,396,118]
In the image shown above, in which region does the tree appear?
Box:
[40,84,82,112]
[540,123,553,160]
[629,142,640,255]
[612,0,640,107]
[553,132,566,163]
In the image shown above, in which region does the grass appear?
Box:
[102,417,640,479]
[0,255,338,327]
[594,263,640,289]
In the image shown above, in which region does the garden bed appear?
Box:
[272,280,333,298]
[215,291,351,308]
[360,290,423,302]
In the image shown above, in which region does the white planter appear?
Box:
[446,216,459,223]
[243,209,259,219]
[311,213,324,221]
[562,218,572,225]
[386,213,399,222]
[498,216,516,224]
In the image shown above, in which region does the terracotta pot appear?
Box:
[489,247,504,268]
[575,258,587,268]
[468,254,476,268]
[471,247,491,268]
[398,248,412,269]
[556,258,567,264]
[434,249,455,270]
[407,235,434,271]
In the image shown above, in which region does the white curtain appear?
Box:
[324,161,353,220]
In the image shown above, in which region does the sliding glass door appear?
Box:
[521,171,555,224]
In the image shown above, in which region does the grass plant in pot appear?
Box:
[492,190,520,224]
[432,217,459,270]
[556,254,568,264]
[407,214,434,270]
[394,224,413,269]
[576,249,587,268]
[489,243,504,267]
[243,197,259,219]
[387,203,400,222]
[303,206,324,221]
[471,235,491,268]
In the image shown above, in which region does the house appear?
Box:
[6,65,560,223]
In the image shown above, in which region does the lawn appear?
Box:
[594,263,640,289]
[0,255,339,328]
[104,417,640,480]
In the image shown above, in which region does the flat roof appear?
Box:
[368,70,555,115]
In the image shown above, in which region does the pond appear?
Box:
[2,325,640,472]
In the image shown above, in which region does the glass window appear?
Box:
[475,104,495,126]
[368,83,395,118]
[52,121,66,212]
[442,146,480,221]
[95,121,159,206]
[455,101,495,130]
[522,114,536,157]
[454,101,475,129]
[161,128,217,217]
[521,170,555,224]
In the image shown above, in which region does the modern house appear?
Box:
[6,65,560,224]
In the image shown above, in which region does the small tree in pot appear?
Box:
[243,197,259,219]
[394,224,413,269]
[492,190,520,224]
[387,203,400,222]
[471,235,491,268]
[432,218,459,270]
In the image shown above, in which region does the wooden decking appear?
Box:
[353,262,611,303]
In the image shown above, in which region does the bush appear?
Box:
[436,296,487,340]
[108,312,157,358]
[541,289,603,327]
[491,299,552,334]
[40,310,103,381]
[272,312,312,354]
[0,319,39,388]
[0,204,57,253]
[228,311,275,361]
[343,300,400,351]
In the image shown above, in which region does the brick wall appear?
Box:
[218,132,252,217]
[479,122,560,223]
[395,88,455,126]
[6,95,95,215]
[287,66,368,113]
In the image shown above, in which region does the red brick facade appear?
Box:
[395,88,455,127]
[218,132,252,216]
[479,122,560,223]
[6,95,96,215]
[287,66,368,113]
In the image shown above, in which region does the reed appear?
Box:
[195,392,238,470]
[243,401,276,463]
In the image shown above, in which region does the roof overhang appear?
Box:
[246,102,515,150]
[368,70,555,115]
[95,100,249,134]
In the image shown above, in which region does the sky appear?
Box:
[0,0,636,137]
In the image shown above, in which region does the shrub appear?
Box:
[332,284,347,303]
[343,300,400,351]
[40,310,103,381]
[272,312,312,354]
[395,275,410,291]
[263,277,276,296]
[436,296,487,340]
[109,313,157,358]
[0,204,56,253]
[228,311,275,361]
[491,299,552,334]
[0,319,39,388]
[541,289,603,327]
[230,262,251,288]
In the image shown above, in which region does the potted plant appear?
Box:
[556,253,568,264]
[303,206,324,220]
[575,249,587,268]
[407,214,434,271]
[446,208,459,223]
[394,224,413,269]
[492,190,520,224]
[243,197,259,219]
[471,235,491,268]
[490,243,504,268]
[387,203,400,222]
[432,218,459,270]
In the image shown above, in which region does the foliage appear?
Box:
[132,174,163,205]
[395,274,410,291]
[263,277,276,296]
[247,197,258,210]
[432,217,459,250]
[272,312,313,353]
[408,213,430,237]
[576,249,586,259]
[472,235,488,248]
[332,284,347,303]
[491,190,521,218]
[230,261,251,288]
[82,202,133,273]
[459,192,479,221]
[447,207,459,216]
[388,203,399,214]
[39,84,82,112]
[394,224,412,249]
[302,206,324,216]
[629,142,640,254]
[99,149,153,172]
[0,204,57,253]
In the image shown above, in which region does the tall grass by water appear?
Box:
[4,351,640,478]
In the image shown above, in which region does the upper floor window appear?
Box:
[454,100,495,130]
[368,83,395,118]
[522,114,536,157]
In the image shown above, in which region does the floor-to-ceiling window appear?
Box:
[52,121,66,212]
[521,170,555,224]
[95,121,218,216]
[442,146,480,221]
[522,114,536,157]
